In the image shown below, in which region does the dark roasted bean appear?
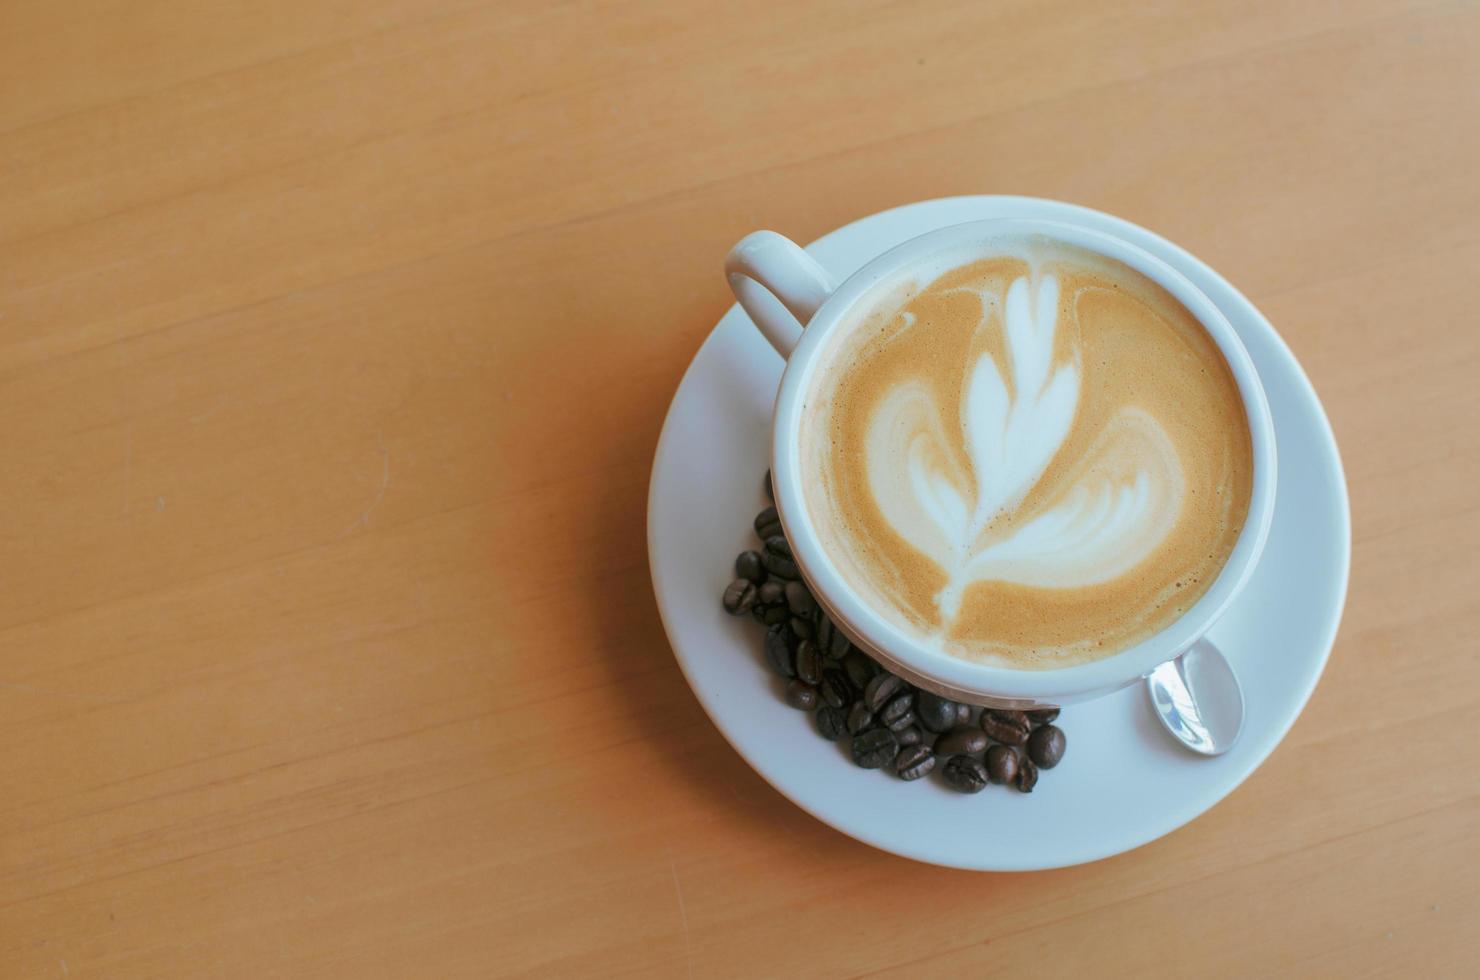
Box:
[1027,724,1066,769]
[815,705,846,741]
[842,650,877,691]
[784,581,816,616]
[986,745,1019,785]
[885,709,916,733]
[863,673,905,712]
[851,728,899,769]
[814,612,834,652]
[895,725,925,747]
[735,550,765,583]
[757,580,785,606]
[941,755,989,794]
[826,628,851,660]
[955,702,972,726]
[895,745,936,781]
[760,605,789,626]
[764,468,774,503]
[847,702,875,735]
[817,615,851,660]
[1027,707,1060,726]
[750,603,769,623]
[788,615,814,640]
[763,624,794,678]
[762,550,799,580]
[722,579,756,615]
[763,541,799,580]
[916,691,959,733]
[980,709,1032,746]
[1015,756,1038,793]
[879,691,915,727]
[754,506,782,541]
[785,680,818,710]
[935,727,988,757]
[794,640,822,685]
[820,670,853,709]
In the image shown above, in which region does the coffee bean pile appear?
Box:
[721,471,1067,794]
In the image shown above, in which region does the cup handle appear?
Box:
[726,231,838,358]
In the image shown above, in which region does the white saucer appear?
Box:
[647,197,1351,870]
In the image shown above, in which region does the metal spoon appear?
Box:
[1145,639,1244,756]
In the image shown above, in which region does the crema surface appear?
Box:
[800,240,1253,668]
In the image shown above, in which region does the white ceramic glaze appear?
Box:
[728,217,1277,705]
[648,196,1349,869]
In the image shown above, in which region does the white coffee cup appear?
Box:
[727,216,1276,707]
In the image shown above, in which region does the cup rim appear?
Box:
[770,216,1277,703]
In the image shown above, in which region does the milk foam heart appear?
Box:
[800,239,1253,668]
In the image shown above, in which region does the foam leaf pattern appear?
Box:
[963,275,1079,534]
[866,381,970,573]
[863,273,1187,626]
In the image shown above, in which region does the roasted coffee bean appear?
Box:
[722,579,756,615]
[815,705,846,741]
[814,611,833,647]
[763,624,794,678]
[895,745,936,781]
[1015,756,1038,793]
[763,468,774,503]
[847,702,875,735]
[955,702,972,726]
[916,691,959,733]
[842,650,877,691]
[793,640,823,685]
[879,691,915,727]
[941,755,989,794]
[851,728,899,769]
[935,727,988,757]
[735,550,765,584]
[980,709,1032,746]
[820,670,853,709]
[754,506,782,541]
[885,710,917,733]
[1027,724,1066,769]
[762,542,799,579]
[895,725,925,747]
[785,680,819,710]
[864,673,906,712]
[789,616,814,640]
[986,744,1019,785]
[760,605,789,626]
[1027,707,1060,726]
[784,581,816,616]
[815,611,851,659]
[749,603,768,623]
[816,614,850,661]
[763,547,799,580]
[757,580,785,606]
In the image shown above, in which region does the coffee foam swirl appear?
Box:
[802,240,1253,668]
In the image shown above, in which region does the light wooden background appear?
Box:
[2,0,1477,976]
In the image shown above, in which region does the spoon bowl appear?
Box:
[1146,640,1245,756]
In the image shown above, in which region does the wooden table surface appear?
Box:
[3,1,1478,976]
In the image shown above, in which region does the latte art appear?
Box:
[866,275,1187,616]
[801,241,1253,668]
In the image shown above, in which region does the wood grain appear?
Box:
[2,0,1477,975]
